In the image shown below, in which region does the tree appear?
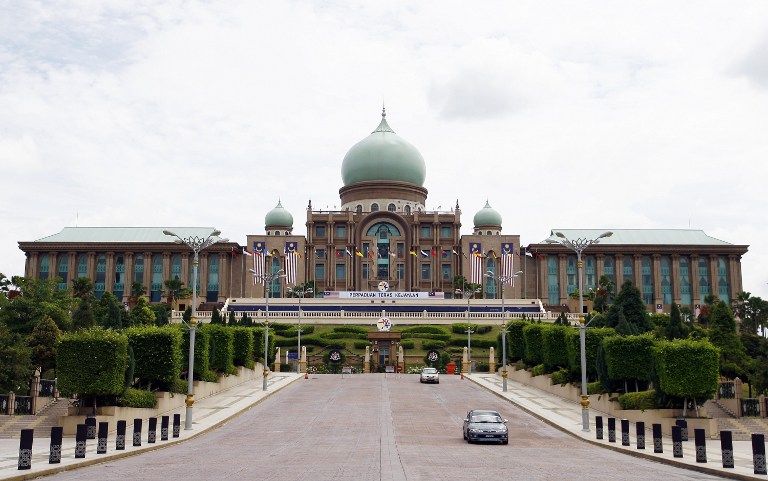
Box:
[151,303,171,326]
[96,291,123,329]
[286,280,316,297]
[128,282,146,308]
[708,300,749,379]
[605,280,651,333]
[614,310,637,336]
[130,296,156,326]
[71,277,94,299]
[664,303,688,340]
[227,310,236,325]
[452,275,481,298]
[0,277,73,335]
[72,297,96,330]
[210,308,223,324]
[0,272,13,293]
[164,277,192,307]
[28,316,61,375]
[593,275,616,313]
[0,323,32,393]
[239,311,253,326]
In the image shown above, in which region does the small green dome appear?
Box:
[473,201,502,227]
[265,200,293,228]
[341,109,426,187]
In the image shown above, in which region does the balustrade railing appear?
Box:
[0,394,8,414]
[718,381,735,399]
[170,309,563,322]
[741,398,760,417]
[14,395,32,415]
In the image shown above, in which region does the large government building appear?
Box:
[18,109,749,314]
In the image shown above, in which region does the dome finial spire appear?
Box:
[382,101,386,119]
[373,105,394,134]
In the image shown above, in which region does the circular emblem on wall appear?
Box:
[329,350,342,362]
[376,317,392,331]
[378,281,390,292]
[427,350,439,363]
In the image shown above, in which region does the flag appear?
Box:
[420,249,429,258]
[284,242,298,285]
[355,249,364,257]
[389,252,397,258]
[409,249,417,256]
[345,248,353,258]
[252,241,267,285]
[470,242,482,284]
[336,250,344,259]
[241,247,253,257]
[501,242,515,285]
[453,249,467,259]
[431,248,437,257]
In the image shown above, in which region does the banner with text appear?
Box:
[323,291,445,299]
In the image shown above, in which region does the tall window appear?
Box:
[485,258,497,298]
[370,203,379,212]
[335,223,347,239]
[207,254,219,302]
[362,263,370,280]
[270,257,281,298]
[397,243,404,258]
[151,254,163,302]
[660,255,672,305]
[314,263,325,281]
[387,203,396,212]
[641,256,653,305]
[442,263,451,281]
[717,256,729,302]
[335,263,346,280]
[38,254,49,280]
[396,264,405,280]
[585,255,596,291]
[622,256,633,280]
[440,225,452,239]
[547,255,559,305]
[404,205,411,215]
[566,255,577,297]
[57,256,68,290]
[134,254,145,287]
[679,256,691,306]
[421,263,431,280]
[355,205,362,214]
[698,257,710,299]
[95,254,106,299]
[77,254,87,280]
[367,222,401,280]
[315,224,326,237]
[603,256,615,286]
[114,255,125,300]
[420,224,431,238]
[171,254,181,281]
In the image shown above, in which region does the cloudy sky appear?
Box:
[1,1,767,298]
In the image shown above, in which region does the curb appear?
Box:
[1,375,302,481]
[466,375,763,481]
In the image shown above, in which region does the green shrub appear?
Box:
[565,327,616,378]
[542,325,570,371]
[125,326,182,391]
[587,381,603,395]
[399,339,414,349]
[452,323,478,334]
[522,324,546,365]
[476,362,490,372]
[58,328,128,397]
[270,323,291,333]
[205,324,235,374]
[550,368,570,386]
[299,335,331,347]
[172,378,187,394]
[470,338,498,349]
[401,325,449,335]
[182,324,212,381]
[323,331,367,340]
[531,364,546,376]
[401,332,451,341]
[653,339,719,401]
[617,390,658,410]
[508,320,528,362]
[273,336,295,348]
[253,327,276,366]
[353,340,370,349]
[332,326,368,334]
[282,325,315,337]
[232,327,255,368]
[423,340,447,350]
[475,325,492,334]
[603,334,655,384]
[118,388,156,408]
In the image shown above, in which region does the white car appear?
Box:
[420,367,439,384]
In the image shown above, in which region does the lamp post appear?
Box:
[251,268,286,391]
[486,269,523,392]
[163,229,226,430]
[287,286,313,374]
[546,230,612,432]
[458,281,480,374]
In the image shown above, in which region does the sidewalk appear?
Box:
[0,373,302,481]
[467,373,766,481]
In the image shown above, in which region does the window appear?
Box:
[397,243,405,258]
[207,254,219,302]
[660,255,672,305]
[679,256,692,306]
[442,263,451,281]
[698,257,710,298]
[404,205,411,215]
[623,256,633,279]
[57,255,68,290]
[38,254,49,280]
[388,203,396,212]
[315,263,325,280]
[585,256,596,291]
[95,254,106,299]
[421,263,431,280]
[397,264,404,279]
[717,256,729,302]
[335,263,346,280]
[440,225,452,239]
[362,263,370,279]
[315,248,326,259]
[603,256,615,286]
[77,254,87,279]
[486,231,491,235]
[485,258,497,298]
[114,255,125,299]
[315,224,326,237]
[366,222,401,236]
[151,254,163,302]
[566,255,577,297]
[547,255,559,305]
[356,205,362,214]
[641,256,653,305]
[371,203,379,212]
[134,254,145,287]
[420,224,431,238]
[335,224,347,238]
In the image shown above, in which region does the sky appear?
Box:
[1,1,767,299]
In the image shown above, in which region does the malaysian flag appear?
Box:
[284,241,298,285]
[501,243,515,285]
[252,241,267,285]
[470,242,482,284]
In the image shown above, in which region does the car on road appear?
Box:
[419,367,439,383]
[462,410,508,444]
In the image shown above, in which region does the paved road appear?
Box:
[45,374,725,481]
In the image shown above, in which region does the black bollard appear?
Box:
[116,420,126,450]
[148,417,157,443]
[161,416,169,441]
[18,429,33,470]
[636,422,645,450]
[133,418,142,447]
[672,426,683,458]
[49,426,63,464]
[652,423,663,453]
[720,430,734,468]
[595,416,603,440]
[675,418,688,442]
[97,422,108,454]
[753,433,767,475]
[620,419,630,446]
[75,424,87,458]
[608,417,616,443]
[694,428,706,463]
[172,413,181,438]
[85,416,97,440]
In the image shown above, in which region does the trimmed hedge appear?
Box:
[653,339,719,400]
[332,326,368,335]
[617,390,658,410]
[399,339,414,349]
[401,332,451,341]
[183,325,212,381]
[125,326,182,390]
[565,327,616,378]
[603,334,655,383]
[531,364,546,376]
[542,325,570,372]
[401,325,449,335]
[282,325,315,337]
[508,320,528,362]
[232,327,255,369]
[451,323,478,334]
[323,331,367,340]
[447,338,496,348]
[522,324,546,365]
[422,340,447,350]
[297,335,331,347]
[550,368,569,386]
[353,340,371,349]
[58,328,128,397]
[253,327,276,366]
[273,336,295,348]
[118,387,156,408]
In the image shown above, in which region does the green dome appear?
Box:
[265,200,293,228]
[473,201,502,227]
[341,109,426,187]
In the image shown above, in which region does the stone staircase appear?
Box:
[701,400,768,440]
[0,398,72,439]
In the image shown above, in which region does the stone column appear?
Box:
[181,253,190,290]
[596,254,605,282]
[558,254,568,305]
[219,253,229,301]
[615,254,624,287]
[489,346,496,374]
[364,346,370,373]
[672,254,681,305]
[124,253,134,302]
[397,345,404,373]
[162,252,171,301]
[300,346,307,374]
[273,347,281,373]
[143,252,152,294]
[105,252,115,293]
[199,253,209,300]
[633,254,642,289]
[734,256,744,295]
[728,255,739,300]
[462,346,469,374]
[49,252,58,283]
[87,252,96,281]
[652,254,661,307]
[690,254,700,307]
[68,252,77,284]
[28,252,39,278]
[538,255,548,303]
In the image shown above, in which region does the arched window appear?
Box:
[641,256,653,305]
[698,257,710,299]
[485,257,497,299]
[269,257,281,298]
[95,254,106,299]
[366,222,401,279]
[207,254,219,302]
[371,203,379,212]
[603,256,615,286]
[388,203,396,212]
[38,254,49,280]
[77,254,87,280]
[486,231,491,235]
[404,205,411,215]
[547,255,559,305]
[57,256,68,290]
[114,255,125,301]
[134,254,145,289]
[566,255,577,296]
[717,256,729,302]
[356,205,362,214]
[150,254,163,302]
[679,256,691,306]
[660,255,672,305]
[585,256,596,291]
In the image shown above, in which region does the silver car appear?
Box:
[420,367,439,384]
[463,410,508,444]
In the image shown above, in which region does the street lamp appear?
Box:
[485,269,523,392]
[287,285,313,374]
[457,281,480,374]
[250,268,286,391]
[546,230,612,432]
[163,229,226,430]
